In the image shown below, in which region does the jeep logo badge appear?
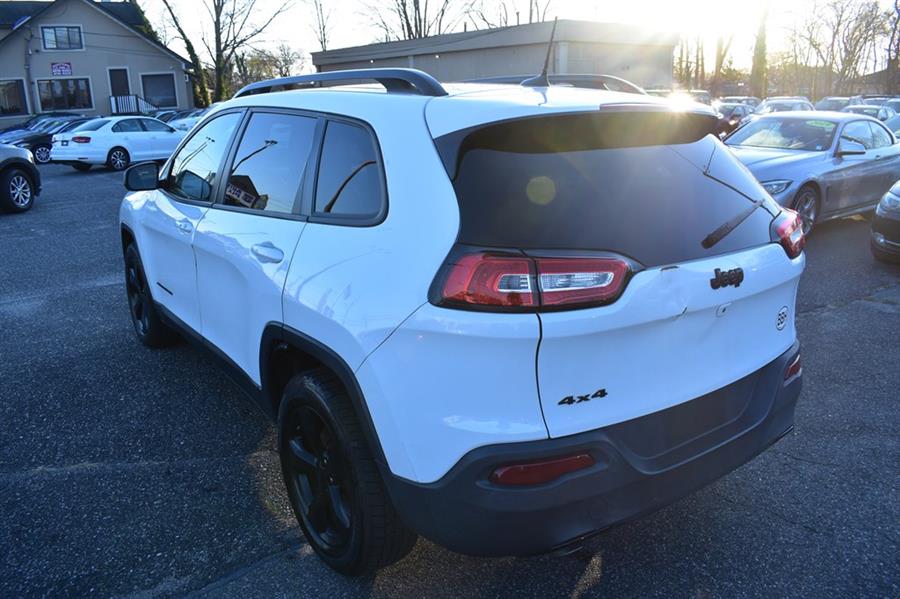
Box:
[710,267,744,289]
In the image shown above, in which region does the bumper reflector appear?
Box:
[490,453,594,486]
[784,353,801,383]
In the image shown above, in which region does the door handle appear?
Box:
[251,242,284,264]
[175,220,193,234]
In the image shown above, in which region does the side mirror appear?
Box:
[124,162,159,191]
[836,139,866,157]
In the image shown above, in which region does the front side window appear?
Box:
[314,121,383,217]
[869,122,893,149]
[842,121,874,150]
[0,80,27,115]
[42,26,83,50]
[167,112,242,202]
[224,112,316,214]
[37,78,92,110]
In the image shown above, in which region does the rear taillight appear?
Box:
[432,246,632,312]
[490,453,594,486]
[772,209,805,259]
[72,136,91,144]
[784,353,801,383]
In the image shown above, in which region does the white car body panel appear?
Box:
[51,117,185,166]
[357,305,546,482]
[537,244,804,438]
[193,208,306,383]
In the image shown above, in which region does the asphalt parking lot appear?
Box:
[1,165,898,598]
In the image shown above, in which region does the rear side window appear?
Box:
[436,111,775,267]
[140,118,172,132]
[224,112,316,214]
[869,122,892,148]
[314,121,383,218]
[842,121,874,149]
[112,119,142,133]
[167,112,241,202]
[73,119,108,132]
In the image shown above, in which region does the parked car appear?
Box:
[168,104,220,131]
[720,95,761,107]
[841,104,897,122]
[0,111,80,135]
[871,180,900,263]
[50,116,186,172]
[11,117,92,164]
[0,144,41,213]
[849,95,891,106]
[884,98,900,114]
[0,115,82,145]
[713,102,752,136]
[725,112,900,234]
[884,114,900,137]
[120,68,806,575]
[466,74,646,94]
[814,96,850,111]
[158,109,193,123]
[755,98,816,114]
[644,88,672,97]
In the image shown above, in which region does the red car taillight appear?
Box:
[490,453,595,486]
[772,209,805,259]
[72,136,91,144]
[433,247,632,312]
[784,352,801,382]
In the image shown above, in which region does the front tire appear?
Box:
[278,369,416,576]
[108,147,130,171]
[33,144,51,164]
[871,242,900,264]
[793,185,819,236]
[124,244,177,347]
[0,168,34,213]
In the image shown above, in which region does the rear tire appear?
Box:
[72,163,92,172]
[278,369,416,576]
[0,168,35,213]
[124,244,177,348]
[793,185,819,236]
[107,147,130,171]
[871,242,900,264]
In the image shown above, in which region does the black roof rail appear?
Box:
[233,68,448,99]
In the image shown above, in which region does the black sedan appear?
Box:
[872,180,900,263]
[9,118,91,164]
[0,111,80,135]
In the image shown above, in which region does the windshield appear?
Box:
[816,99,848,111]
[847,107,878,117]
[757,102,796,114]
[726,117,837,151]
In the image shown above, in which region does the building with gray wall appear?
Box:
[312,20,677,89]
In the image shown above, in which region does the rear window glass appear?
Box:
[435,112,774,267]
[73,119,108,132]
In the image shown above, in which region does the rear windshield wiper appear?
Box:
[701,197,766,249]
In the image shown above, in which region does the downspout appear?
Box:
[23,26,35,115]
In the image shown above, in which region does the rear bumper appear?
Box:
[383,340,802,557]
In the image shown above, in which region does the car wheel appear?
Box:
[72,163,92,172]
[124,244,177,348]
[108,147,130,171]
[278,369,416,576]
[793,185,819,236]
[0,168,34,213]
[33,145,51,164]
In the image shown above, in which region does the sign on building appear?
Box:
[51,62,73,76]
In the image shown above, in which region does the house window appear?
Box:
[41,26,83,50]
[37,78,92,110]
[0,80,27,116]
[141,74,177,108]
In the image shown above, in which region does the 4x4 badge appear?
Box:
[558,389,607,406]
[710,267,744,289]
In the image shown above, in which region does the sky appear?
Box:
[136,0,887,72]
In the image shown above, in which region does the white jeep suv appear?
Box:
[119,68,806,575]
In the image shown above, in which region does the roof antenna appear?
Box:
[521,17,558,88]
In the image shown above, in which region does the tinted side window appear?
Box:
[224,113,316,214]
[314,121,383,217]
[140,118,172,132]
[113,119,142,133]
[842,121,874,149]
[869,122,892,148]
[167,112,241,202]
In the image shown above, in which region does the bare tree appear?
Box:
[750,9,768,97]
[709,34,734,97]
[467,0,551,29]
[160,0,211,107]
[363,0,474,40]
[273,43,305,77]
[888,1,900,94]
[307,0,333,51]
[198,0,293,101]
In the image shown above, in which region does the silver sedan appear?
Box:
[725,112,900,234]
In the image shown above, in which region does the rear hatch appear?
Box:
[431,109,805,438]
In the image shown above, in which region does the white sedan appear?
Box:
[50,116,186,172]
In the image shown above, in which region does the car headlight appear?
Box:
[877,191,900,215]
[762,180,792,195]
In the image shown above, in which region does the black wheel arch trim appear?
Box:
[261,322,389,466]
